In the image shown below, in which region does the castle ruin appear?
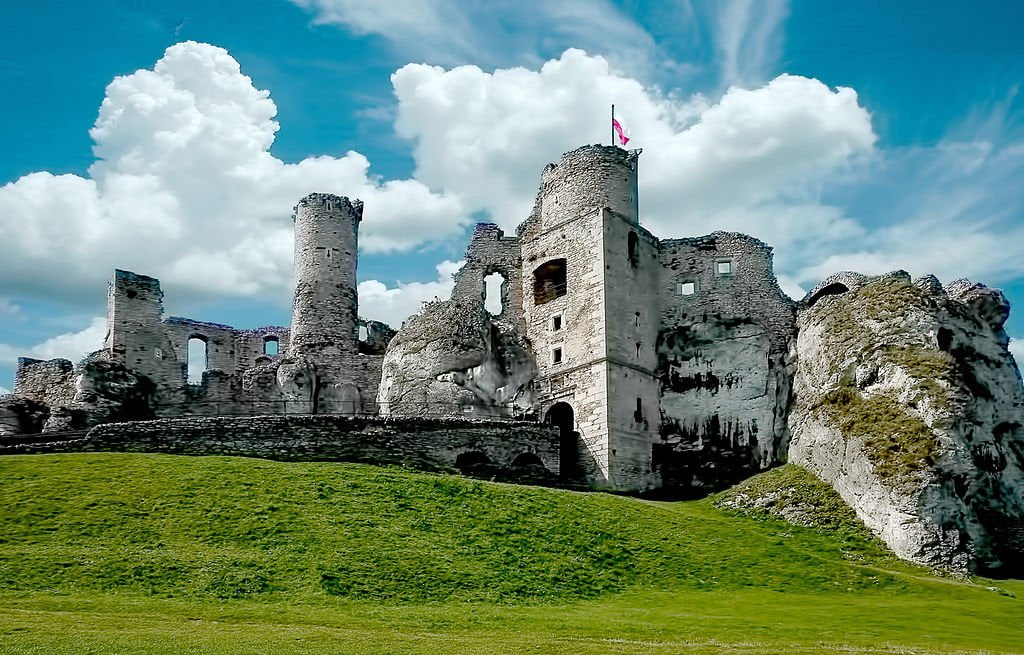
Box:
[3,144,1023,574]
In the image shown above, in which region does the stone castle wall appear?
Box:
[0,415,559,481]
[11,194,384,426]
[655,232,796,489]
[451,223,523,320]
[601,210,662,490]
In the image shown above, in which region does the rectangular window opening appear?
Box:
[716,260,733,276]
[552,314,563,331]
[678,281,696,295]
[552,347,563,364]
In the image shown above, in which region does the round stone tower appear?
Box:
[288,193,362,361]
[538,144,640,228]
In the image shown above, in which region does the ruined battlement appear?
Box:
[293,192,363,220]
[538,144,640,227]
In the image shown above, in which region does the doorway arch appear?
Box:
[546,402,579,481]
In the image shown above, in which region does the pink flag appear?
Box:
[612,116,631,146]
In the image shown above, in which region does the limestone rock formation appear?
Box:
[790,271,1024,573]
[377,299,537,418]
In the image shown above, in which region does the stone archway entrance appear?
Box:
[546,402,579,481]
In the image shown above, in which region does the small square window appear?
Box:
[716,260,733,276]
[552,347,563,364]
[678,281,696,295]
[552,315,563,331]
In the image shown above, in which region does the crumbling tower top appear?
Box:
[538,144,640,227]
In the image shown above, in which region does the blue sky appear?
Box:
[1,0,1023,391]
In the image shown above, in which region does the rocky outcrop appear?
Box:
[790,272,1024,574]
[69,358,157,428]
[377,299,537,419]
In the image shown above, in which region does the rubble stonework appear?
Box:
[655,233,796,489]
[6,143,1023,573]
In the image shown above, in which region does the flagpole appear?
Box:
[611,104,615,146]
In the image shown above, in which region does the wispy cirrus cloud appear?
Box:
[715,0,789,87]
[794,101,1024,290]
[1010,338,1024,367]
[289,0,679,80]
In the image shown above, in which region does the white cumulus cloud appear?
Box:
[26,317,108,362]
[0,41,467,305]
[0,317,107,370]
[357,260,462,329]
[392,49,875,255]
[1009,337,1024,369]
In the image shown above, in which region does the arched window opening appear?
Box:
[806,282,849,307]
[263,336,280,355]
[628,231,639,267]
[533,258,567,305]
[186,337,208,385]
[536,256,569,304]
[484,272,506,315]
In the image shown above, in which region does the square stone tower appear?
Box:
[519,145,661,491]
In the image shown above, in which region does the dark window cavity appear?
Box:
[533,258,567,305]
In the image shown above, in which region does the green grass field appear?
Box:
[1,453,1021,654]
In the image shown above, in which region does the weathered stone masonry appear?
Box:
[0,415,560,482]
[378,145,798,493]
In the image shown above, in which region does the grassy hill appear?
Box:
[1,453,1022,654]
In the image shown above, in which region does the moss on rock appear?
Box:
[814,387,939,482]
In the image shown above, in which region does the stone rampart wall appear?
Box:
[42,415,559,478]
